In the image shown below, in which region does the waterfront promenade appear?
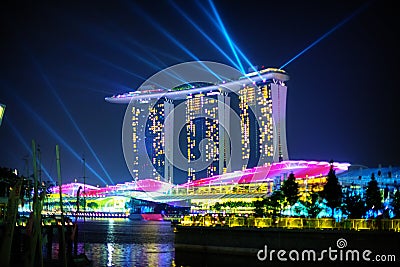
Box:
[175,219,400,266]
[3,214,400,266]
[174,215,400,266]
[179,214,400,231]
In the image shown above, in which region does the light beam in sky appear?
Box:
[207,0,245,74]
[16,95,109,185]
[5,117,56,184]
[169,0,242,71]
[33,61,116,185]
[279,1,372,69]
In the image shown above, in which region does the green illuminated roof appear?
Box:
[171,82,215,91]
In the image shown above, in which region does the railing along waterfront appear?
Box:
[179,215,400,231]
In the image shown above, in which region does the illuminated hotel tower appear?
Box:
[106,67,289,183]
[130,98,174,182]
[185,90,230,182]
[144,99,165,181]
[238,74,288,169]
[163,99,174,184]
[130,103,146,181]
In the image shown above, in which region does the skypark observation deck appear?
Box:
[104,68,289,103]
[48,160,350,210]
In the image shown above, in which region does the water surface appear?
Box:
[49,218,175,267]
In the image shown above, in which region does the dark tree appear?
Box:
[281,173,299,207]
[300,190,323,218]
[0,167,19,195]
[0,167,26,202]
[342,191,366,219]
[253,199,265,217]
[213,202,222,212]
[365,173,382,216]
[391,189,400,218]
[321,164,342,218]
[264,190,284,218]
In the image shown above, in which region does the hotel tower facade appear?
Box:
[106,67,289,183]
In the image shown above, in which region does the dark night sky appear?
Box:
[1,0,399,186]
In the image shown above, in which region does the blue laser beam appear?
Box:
[279,1,372,69]
[125,39,185,63]
[32,61,116,185]
[114,39,193,86]
[85,52,173,91]
[196,0,261,80]
[125,38,184,63]
[5,116,56,184]
[124,39,170,69]
[169,0,241,71]
[124,1,225,82]
[73,20,190,85]
[86,52,146,81]
[70,69,134,95]
[15,95,109,185]
[207,0,245,74]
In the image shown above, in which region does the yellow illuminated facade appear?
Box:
[185,91,231,182]
[186,93,220,181]
[146,101,166,181]
[236,77,289,168]
[131,100,172,182]
[131,105,142,181]
[238,83,274,169]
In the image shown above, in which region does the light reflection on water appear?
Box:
[48,218,175,267]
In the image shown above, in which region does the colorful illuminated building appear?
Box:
[43,160,351,213]
[42,161,400,218]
